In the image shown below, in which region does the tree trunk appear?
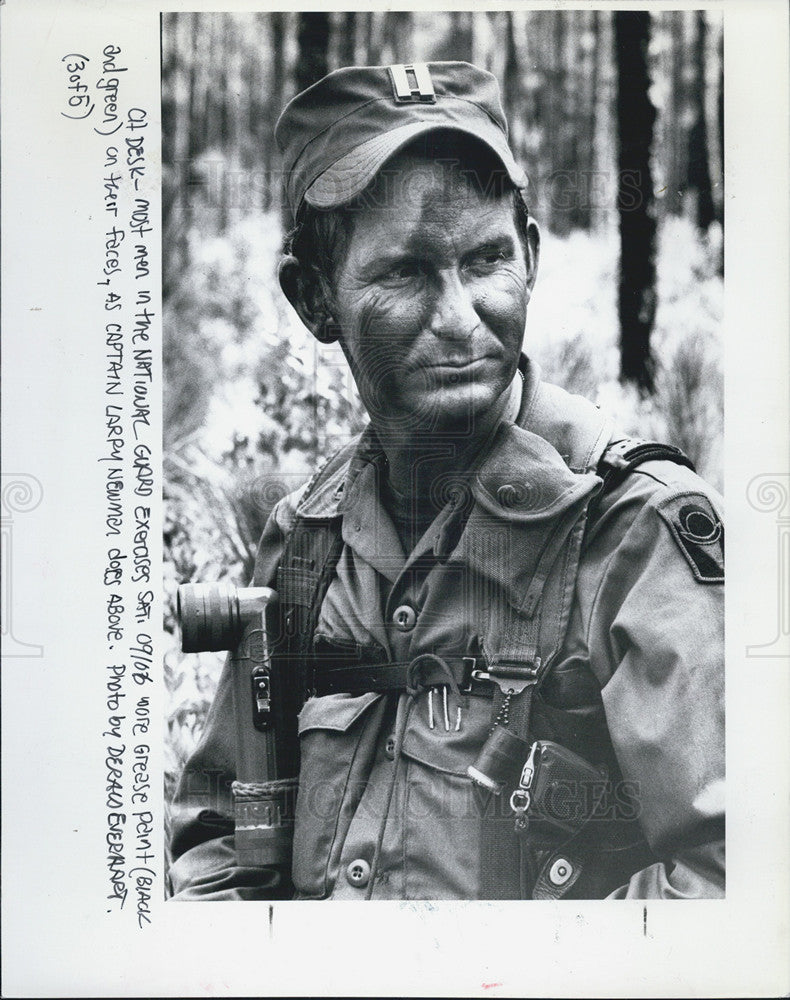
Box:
[270,13,288,225]
[202,17,215,151]
[589,11,603,230]
[502,12,521,154]
[364,13,383,65]
[716,23,724,276]
[218,14,230,230]
[339,12,357,66]
[571,10,594,230]
[270,13,285,132]
[665,11,687,216]
[452,11,474,63]
[161,14,183,298]
[295,13,331,94]
[688,12,715,232]
[379,11,413,65]
[185,13,202,224]
[529,11,553,225]
[717,21,724,229]
[247,19,259,161]
[615,11,657,392]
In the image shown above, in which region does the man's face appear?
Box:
[330,153,537,434]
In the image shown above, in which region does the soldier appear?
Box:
[169,62,724,900]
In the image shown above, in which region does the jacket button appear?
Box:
[548,858,573,886]
[384,736,396,760]
[392,604,416,632]
[497,483,519,507]
[346,859,371,888]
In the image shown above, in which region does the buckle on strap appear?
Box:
[458,656,478,693]
[471,659,541,695]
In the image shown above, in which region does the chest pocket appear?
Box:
[292,692,385,899]
[399,693,494,776]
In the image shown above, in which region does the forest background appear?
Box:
[161,9,724,848]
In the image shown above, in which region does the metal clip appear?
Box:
[459,657,477,693]
[509,742,539,833]
[509,788,531,831]
[471,662,540,696]
[518,742,539,791]
[251,669,271,731]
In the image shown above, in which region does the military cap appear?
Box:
[275,61,527,220]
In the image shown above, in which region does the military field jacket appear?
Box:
[169,359,724,900]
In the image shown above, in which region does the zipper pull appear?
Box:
[509,741,539,832]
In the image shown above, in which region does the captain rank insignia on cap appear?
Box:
[388,63,436,103]
[656,493,724,583]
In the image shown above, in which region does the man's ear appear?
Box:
[524,218,540,294]
[278,254,340,344]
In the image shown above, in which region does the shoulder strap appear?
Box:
[273,440,357,703]
[597,437,695,492]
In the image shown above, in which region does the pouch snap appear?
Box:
[549,857,573,886]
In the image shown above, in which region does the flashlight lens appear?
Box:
[177,582,241,652]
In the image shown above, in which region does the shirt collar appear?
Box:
[292,354,608,522]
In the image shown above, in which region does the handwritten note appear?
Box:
[63,42,158,930]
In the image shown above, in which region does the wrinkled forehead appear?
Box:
[339,156,516,259]
[347,137,514,227]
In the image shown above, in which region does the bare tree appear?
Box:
[615,11,657,392]
[295,13,330,94]
[664,11,689,216]
[339,12,357,67]
[687,12,715,232]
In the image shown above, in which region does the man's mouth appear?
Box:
[424,354,487,368]
[423,356,489,374]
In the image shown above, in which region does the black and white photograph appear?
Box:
[2,1,789,996]
[164,10,725,903]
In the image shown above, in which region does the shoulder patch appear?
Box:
[655,492,724,583]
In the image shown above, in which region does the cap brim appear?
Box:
[304,120,527,210]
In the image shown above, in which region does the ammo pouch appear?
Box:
[517,699,656,900]
[513,739,609,837]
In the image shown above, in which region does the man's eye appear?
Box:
[469,247,508,267]
[382,262,420,281]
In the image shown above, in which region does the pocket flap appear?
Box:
[297,691,382,735]
[400,693,493,776]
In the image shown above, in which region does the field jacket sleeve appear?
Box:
[578,460,725,898]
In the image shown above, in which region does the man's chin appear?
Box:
[385,383,503,436]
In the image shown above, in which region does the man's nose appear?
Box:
[427,269,479,340]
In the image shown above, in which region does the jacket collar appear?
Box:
[518,356,614,474]
[294,356,612,522]
[295,425,377,520]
